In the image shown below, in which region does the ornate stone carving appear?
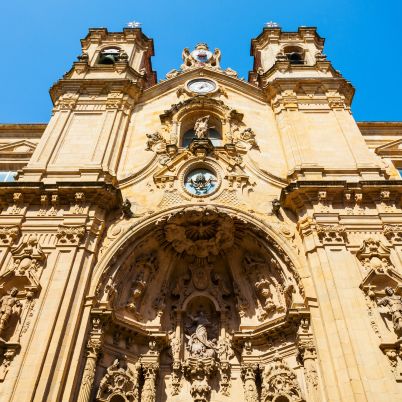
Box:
[217,334,234,396]
[378,287,402,341]
[0,288,22,340]
[163,208,234,258]
[78,315,109,402]
[241,363,259,402]
[0,235,46,300]
[243,254,288,321]
[57,225,86,245]
[146,131,165,151]
[194,115,211,139]
[96,358,141,402]
[126,253,158,317]
[384,224,402,244]
[316,224,347,244]
[141,363,159,402]
[0,226,20,246]
[0,343,20,382]
[356,238,393,274]
[183,358,216,402]
[261,354,304,402]
[72,192,86,214]
[10,193,23,215]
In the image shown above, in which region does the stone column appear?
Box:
[241,363,259,402]
[141,362,159,402]
[77,316,107,402]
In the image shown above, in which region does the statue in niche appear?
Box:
[377,287,402,340]
[243,254,284,320]
[194,115,212,139]
[186,312,217,358]
[126,254,157,315]
[0,288,22,340]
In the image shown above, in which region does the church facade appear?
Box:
[0,25,402,402]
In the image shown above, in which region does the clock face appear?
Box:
[187,79,216,94]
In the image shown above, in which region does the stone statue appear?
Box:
[194,116,211,139]
[126,254,157,314]
[146,132,164,151]
[217,334,234,362]
[186,312,217,358]
[0,288,22,339]
[211,48,221,68]
[169,331,181,361]
[181,48,192,70]
[378,287,402,339]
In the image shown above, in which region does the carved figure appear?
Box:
[146,132,164,151]
[243,254,284,320]
[0,288,22,339]
[211,48,221,68]
[181,48,192,70]
[194,116,211,139]
[217,334,234,362]
[261,354,303,402]
[186,312,217,358]
[96,358,140,402]
[378,287,402,339]
[169,331,181,361]
[126,254,158,315]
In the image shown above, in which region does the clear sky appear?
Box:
[1,0,401,123]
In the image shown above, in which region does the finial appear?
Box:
[127,21,142,28]
[265,21,280,28]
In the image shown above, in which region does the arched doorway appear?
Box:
[77,206,318,402]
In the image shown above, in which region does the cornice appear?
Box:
[81,27,155,55]
[280,179,402,212]
[250,27,325,56]
[0,181,122,210]
[0,124,47,133]
[264,76,355,108]
[49,78,143,104]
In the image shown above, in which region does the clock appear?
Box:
[187,79,217,94]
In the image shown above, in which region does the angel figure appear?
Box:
[181,48,193,70]
[194,115,211,139]
[211,48,221,68]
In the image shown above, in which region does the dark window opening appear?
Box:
[182,128,222,147]
[98,48,120,65]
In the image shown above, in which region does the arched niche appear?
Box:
[180,111,223,147]
[282,45,305,65]
[82,206,316,402]
[159,97,245,147]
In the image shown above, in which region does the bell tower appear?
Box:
[19,27,156,183]
[249,25,385,181]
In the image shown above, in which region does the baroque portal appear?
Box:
[87,207,314,402]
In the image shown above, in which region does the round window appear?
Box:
[184,168,218,196]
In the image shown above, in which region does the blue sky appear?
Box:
[1,0,401,122]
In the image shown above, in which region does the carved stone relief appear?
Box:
[261,354,304,402]
[96,358,141,402]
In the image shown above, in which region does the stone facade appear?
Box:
[0,25,402,402]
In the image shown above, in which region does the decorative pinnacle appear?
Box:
[127,21,142,28]
[265,21,280,28]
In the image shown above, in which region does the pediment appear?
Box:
[360,267,402,295]
[142,67,264,103]
[375,139,402,156]
[0,140,37,155]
